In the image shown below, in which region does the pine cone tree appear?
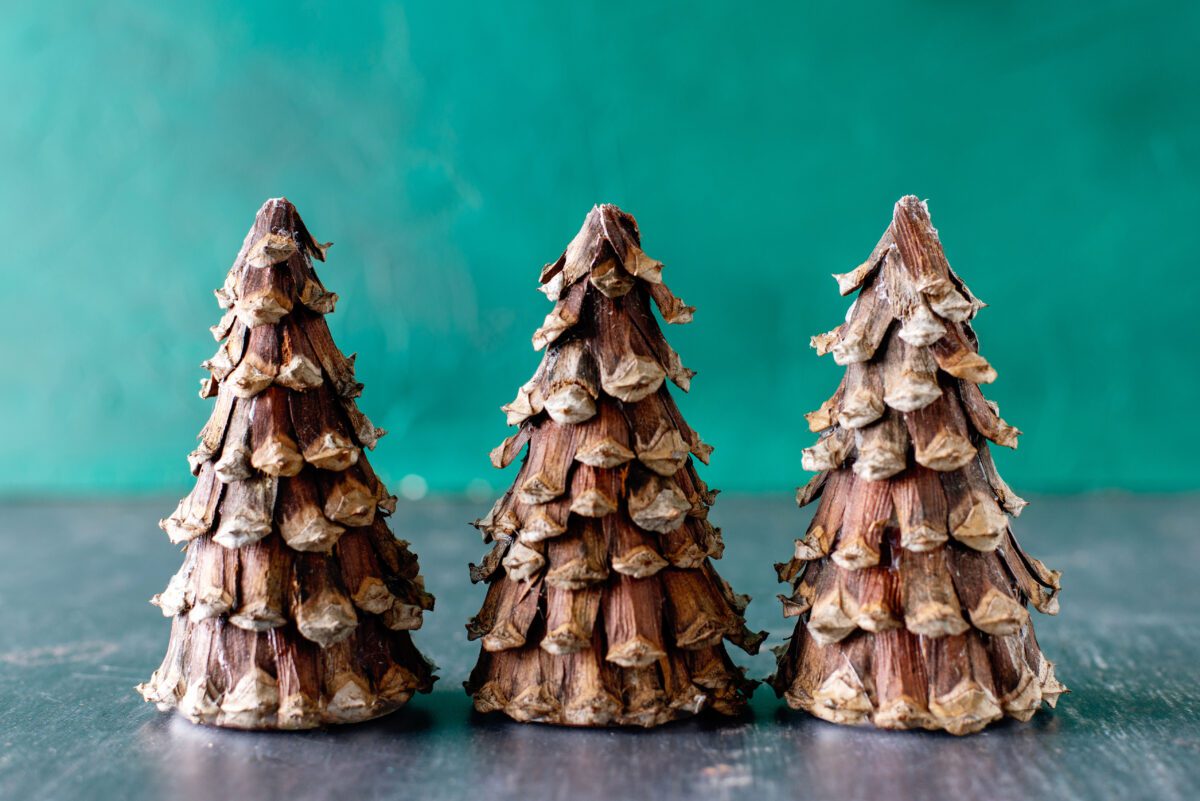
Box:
[138,198,435,729]
[466,204,765,727]
[772,196,1065,735]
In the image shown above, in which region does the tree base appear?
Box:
[139,616,434,731]
[467,641,754,728]
[772,625,1066,736]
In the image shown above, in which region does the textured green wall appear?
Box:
[3,1,1197,496]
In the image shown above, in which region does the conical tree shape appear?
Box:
[772,196,1066,735]
[138,198,434,729]
[466,204,765,727]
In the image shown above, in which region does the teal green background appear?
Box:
[3,1,1197,496]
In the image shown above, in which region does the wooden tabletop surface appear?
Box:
[1,495,1197,801]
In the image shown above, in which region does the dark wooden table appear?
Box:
[1,495,1197,801]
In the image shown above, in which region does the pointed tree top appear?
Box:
[802,193,1021,486]
[537,203,666,301]
[235,197,332,275]
[524,204,696,358]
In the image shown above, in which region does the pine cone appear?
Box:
[466,204,765,727]
[772,196,1065,735]
[139,198,435,730]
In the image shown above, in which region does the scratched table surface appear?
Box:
[1,495,1198,801]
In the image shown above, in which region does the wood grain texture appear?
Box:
[0,494,1196,801]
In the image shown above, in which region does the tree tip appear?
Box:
[259,196,297,214]
[894,195,932,221]
[252,197,303,231]
[592,202,637,225]
[249,197,328,260]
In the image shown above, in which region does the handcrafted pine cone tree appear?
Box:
[772,196,1065,735]
[138,198,434,729]
[466,204,765,727]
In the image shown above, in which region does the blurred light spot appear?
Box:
[466,478,492,502]
[399,474,428,501]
